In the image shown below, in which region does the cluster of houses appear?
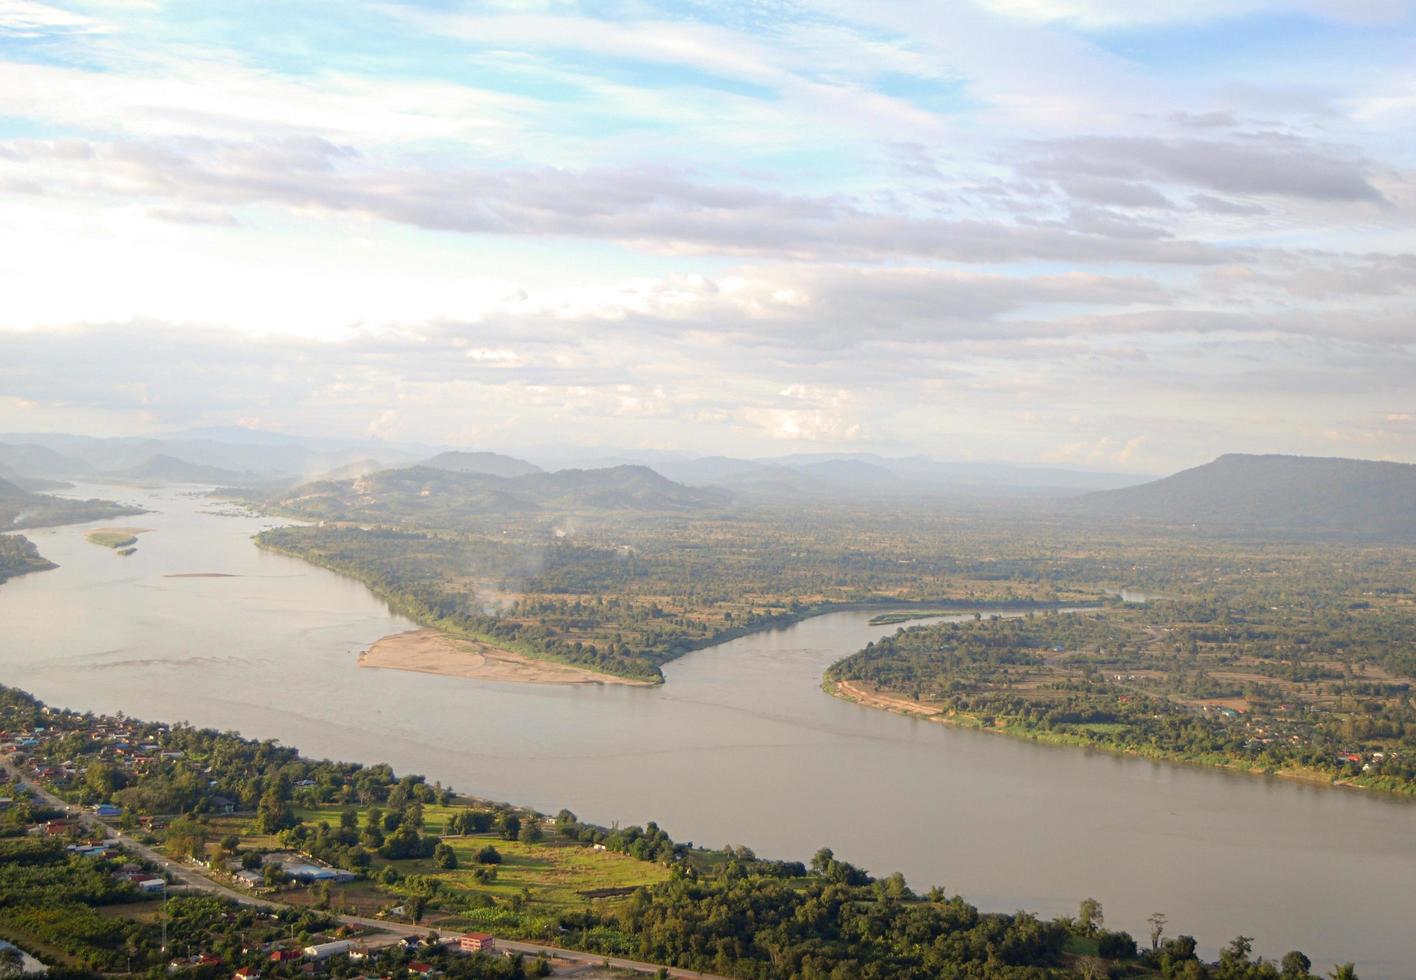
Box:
[207,933,501,978]
[2,717,184,789]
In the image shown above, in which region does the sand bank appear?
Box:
[359,628,653,686]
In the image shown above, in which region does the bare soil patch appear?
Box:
[359,628,654,686]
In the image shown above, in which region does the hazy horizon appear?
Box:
[3,1,1415,474]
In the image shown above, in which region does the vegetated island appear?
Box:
[0,683,1350,980]
[360,628,655,686]
[0,534,56,584]
[84,527,150,550]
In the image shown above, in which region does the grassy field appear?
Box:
[210,803,674,938]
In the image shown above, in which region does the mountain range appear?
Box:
[277,464,725,525]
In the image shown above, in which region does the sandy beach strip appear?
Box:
[358,628,654,686]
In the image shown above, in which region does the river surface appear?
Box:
[2,484,1414,976]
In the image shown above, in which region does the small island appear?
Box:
[84,527,150,551]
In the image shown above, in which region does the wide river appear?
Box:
[2,485,1413,976]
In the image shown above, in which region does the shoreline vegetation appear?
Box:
[826,678,1395,797]
[0,534,56,584]
[0,683,1351,979]
[825,603,1416,798]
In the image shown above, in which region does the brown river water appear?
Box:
[2,484,1413,976]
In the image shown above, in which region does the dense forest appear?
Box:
[0,685,1351,978]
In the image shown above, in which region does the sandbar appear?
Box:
[359,628,652,686]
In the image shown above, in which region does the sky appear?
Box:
[1,0,1414,472]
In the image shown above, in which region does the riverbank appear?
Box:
[359,627,656,686]
[826,679,1410,797]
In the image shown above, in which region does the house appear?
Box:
[137,879,167,893]
[95,803,121,817]
[196,954,222,967]
[408,962,436,976]
[209,796,237,814]
[302,941,353,961]
[458,934,495,954]
[234,870,263,888]
[269,951,301,963]
[234,968,261,980]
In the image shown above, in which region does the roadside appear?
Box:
[1,758,723,980]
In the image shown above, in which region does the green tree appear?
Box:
[1076,897,1104,937]
[499,814,521,841]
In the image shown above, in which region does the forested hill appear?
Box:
[420,450,542,478]
[275,464,727,525]
[1066,453,1416,540]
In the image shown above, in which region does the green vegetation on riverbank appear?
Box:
[0,492,144,534]
[1,683,1351,978]
[0,534,54,583]
[828,584,1416,795]
[253,516,1108,683]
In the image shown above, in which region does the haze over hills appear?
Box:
[0,428,1150,500]
[276,463,726,525]
[419,450,544,479]
[113,454,260,485]
[0,431,424,484]
[1068,453,1416,540]
[0,458,68,493]
[534,449,1149,498]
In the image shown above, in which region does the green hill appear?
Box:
[1068,453,1416,540]
[276,464,726,526]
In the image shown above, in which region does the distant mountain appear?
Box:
[0,459,68,493]
[0,431,428,481]
[0,475,26,500]
[419,451,542,478]
[0,442,94,479]
[1067,453,1416,540]
[304,458,389,484]
[276,464,724,525]
[521,465,722,510]
[114,454,259,485]
[668,452,1146,500]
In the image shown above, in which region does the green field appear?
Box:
[268,804,673,929]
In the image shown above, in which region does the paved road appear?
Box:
[3,759,724,979]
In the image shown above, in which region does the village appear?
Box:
[0,688,707,980]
